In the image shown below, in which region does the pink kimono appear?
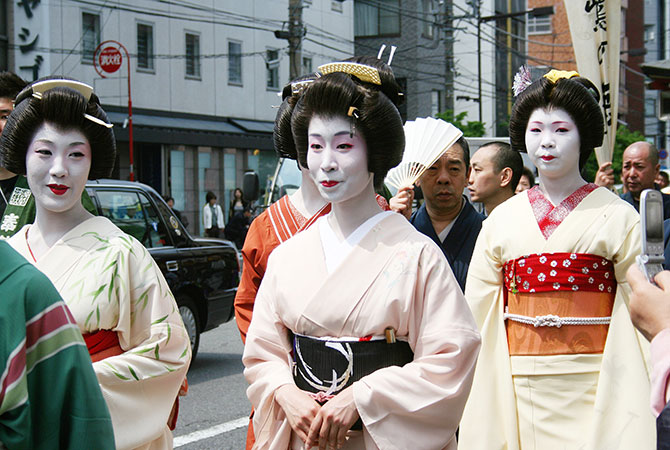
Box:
[243,212,480,449]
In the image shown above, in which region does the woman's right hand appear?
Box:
[275,384,322,444]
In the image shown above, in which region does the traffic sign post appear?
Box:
[94,41,135,181]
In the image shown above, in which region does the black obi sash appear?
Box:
[292,334,414,430]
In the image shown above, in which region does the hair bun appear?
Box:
[343,56,404,108]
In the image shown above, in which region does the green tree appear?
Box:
[435,110,486,137]
[581,125,646,182]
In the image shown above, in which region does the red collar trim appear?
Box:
[528,184,598,239]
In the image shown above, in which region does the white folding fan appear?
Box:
[385,117,463,190]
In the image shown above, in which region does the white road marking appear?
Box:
[174,416,248,447]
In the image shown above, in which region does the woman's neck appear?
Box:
[290,169,328,218]
[539,171,588,206]
[30,203,93,253]
[328,178,381,241]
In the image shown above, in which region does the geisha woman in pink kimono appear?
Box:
[242,58,481,450]
[459,70,656,449]
[1,78,191,449]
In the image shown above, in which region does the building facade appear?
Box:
[526,0,645,136]
[352,0,500,136]
[5,0,354,233]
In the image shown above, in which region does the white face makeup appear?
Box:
[525,107,581,180]
[25,122,92,215]
[306,115,372,204]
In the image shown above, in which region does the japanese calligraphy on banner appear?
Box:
[14,0,50,81]
[563,0,621,164]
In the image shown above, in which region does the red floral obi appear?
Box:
[502,252,616,356]
[82,330,123,362]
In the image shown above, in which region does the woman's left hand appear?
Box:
[306,386,359,450]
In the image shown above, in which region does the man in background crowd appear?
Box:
[468,141,523,215]
[390,137,483,291]
[596,141,670,218]
[0,72,28,228]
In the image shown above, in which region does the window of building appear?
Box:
[354,0,400,37]
[332,1,343,12]
[185,33,200,78]
[527,15,551,35]
[431,90,441,116]
[302,56,312,74]
[267,49,279,89]
[228,41,242,85]
[646,98,656,117]
[422,0,435,39]
[82,12,100,64]
[137,23,154,71]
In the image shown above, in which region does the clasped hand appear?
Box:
[275,384,360,449]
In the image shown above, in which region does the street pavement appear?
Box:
[173,320,251,449]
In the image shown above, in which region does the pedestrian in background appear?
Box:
[515,166,535,193]
[164,194,189,229]
[228,187,247,222]
[203,190,224,238]
[225,205,251,249]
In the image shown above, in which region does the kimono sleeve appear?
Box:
[92,236,190,449]
[460,214,520,449]
[235,212,273,343]
[242,251,296,449]
[352,241,481,449]
[0,252,115,450]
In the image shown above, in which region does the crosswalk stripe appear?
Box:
[174,416,248,447]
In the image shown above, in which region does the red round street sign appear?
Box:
[99,47,123,73]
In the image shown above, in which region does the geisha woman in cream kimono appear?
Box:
[1,79,191,449]
[242,57,481,450]
[459,70,656,449]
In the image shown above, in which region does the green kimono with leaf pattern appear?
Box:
[8,216,191,450]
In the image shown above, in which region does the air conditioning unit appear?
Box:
[658,91,670,121]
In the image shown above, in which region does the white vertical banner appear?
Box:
[563,0,621,164]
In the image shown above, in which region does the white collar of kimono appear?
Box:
[319,210,393,274]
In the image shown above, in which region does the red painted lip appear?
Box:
[48,184,69,195]
[321,181,339,188]
[541,155,555,161]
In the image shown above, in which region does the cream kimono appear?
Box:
[243,212,481,450]
[460,186,655,450]
[9,216,191,450]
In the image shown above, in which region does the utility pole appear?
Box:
[444,0,454,112]
[288,0,303,80]
[477,1,482,123]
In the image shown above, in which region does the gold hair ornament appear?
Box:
[317,62,382,85]
[29,79,113,129]
[543,69,579,84]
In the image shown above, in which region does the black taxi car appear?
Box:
[85,179,239,360]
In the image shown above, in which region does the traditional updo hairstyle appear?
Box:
[274,72,321,160]
[288,56,405,188]
[509,74,604,170]
[0,77,116,179]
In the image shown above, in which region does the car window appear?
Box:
[95,190,168,248]
[152,193,187,246]
[138,192,172,247]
